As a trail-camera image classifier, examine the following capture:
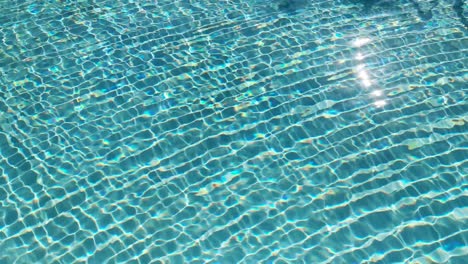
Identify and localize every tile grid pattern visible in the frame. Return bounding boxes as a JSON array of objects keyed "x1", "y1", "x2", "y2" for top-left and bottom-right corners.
[{"x1": 0, "y1": 0, "x2": 467, "y2": 263}]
